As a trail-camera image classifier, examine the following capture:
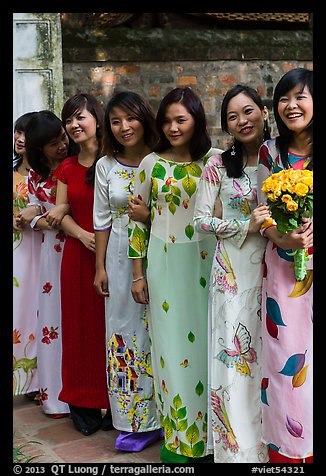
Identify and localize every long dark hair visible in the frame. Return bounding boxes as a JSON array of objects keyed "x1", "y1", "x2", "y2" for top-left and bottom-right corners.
[
  {"x1": 61, "y1": 93, "x2": 105, "y2": 184},
  {"x1": 221, "y1": 84, "x2": 271, "y2": 178},
  {"x1": 13, "y1": 112, "x2": 37, "y2": 170},
  {"x1": 103, "y1": 91, "x2": 159, "y2": 157},
  {"x1": 25, "y1": 110, "x2": 76, "y2": 182},
  {"x1": 273, "y1": 67, "x2": 313, "y2": 170},
  {"x1": 154, "y1": 87, "x2": 211, "y2": 161}
]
